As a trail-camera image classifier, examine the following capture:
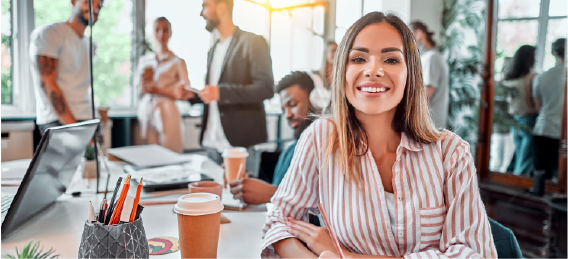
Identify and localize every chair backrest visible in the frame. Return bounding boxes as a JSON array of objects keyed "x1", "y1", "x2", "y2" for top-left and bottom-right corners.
[{"x1": 489, "y1": 217, "x2": 523, "y2": 258}]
